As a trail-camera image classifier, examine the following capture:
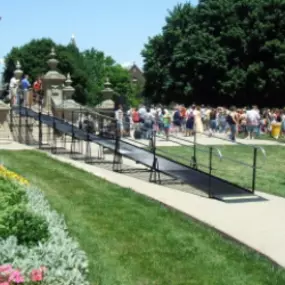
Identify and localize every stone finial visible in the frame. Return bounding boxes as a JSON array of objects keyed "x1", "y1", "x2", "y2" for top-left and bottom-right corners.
[
  {"x1": 104, "y1": 77, "x2": 112, "y2": 89},
  {"x1": 16, "y1": 61, "x2": 21, "y2": 69},
  {"x1": 65, "y1": 73, "x2": 72, "y2": 86},
  {"x1": 62, "y1": 73, "x2": 75, "y2": 100},
  {"x1": 101, "y1": 77, "x2": 115, "y2": 100},
  {"x1": 14, "y1": 60, "x2": 23, "y2": 79},
  {"x1": 47, "y1": 47, "x2": 59, "y2": 70},
  {"x1": 50, "y1": 47, "x2": 56, "y2": 57}
]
